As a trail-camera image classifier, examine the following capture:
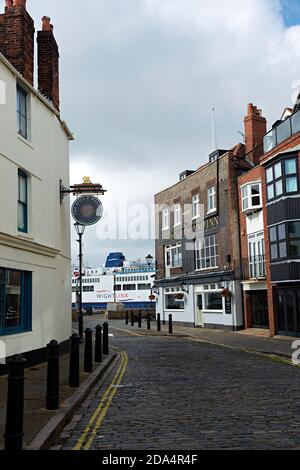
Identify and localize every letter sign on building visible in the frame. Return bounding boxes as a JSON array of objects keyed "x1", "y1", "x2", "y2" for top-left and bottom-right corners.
[{"x1": 71, "y1": 195, "x2": 103, "y2": 226}]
